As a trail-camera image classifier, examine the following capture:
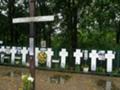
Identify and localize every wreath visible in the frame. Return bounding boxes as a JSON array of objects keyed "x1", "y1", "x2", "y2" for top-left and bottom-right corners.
[{"x1": 37, "y1": 51, "x2": 47, "y2": 64}]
